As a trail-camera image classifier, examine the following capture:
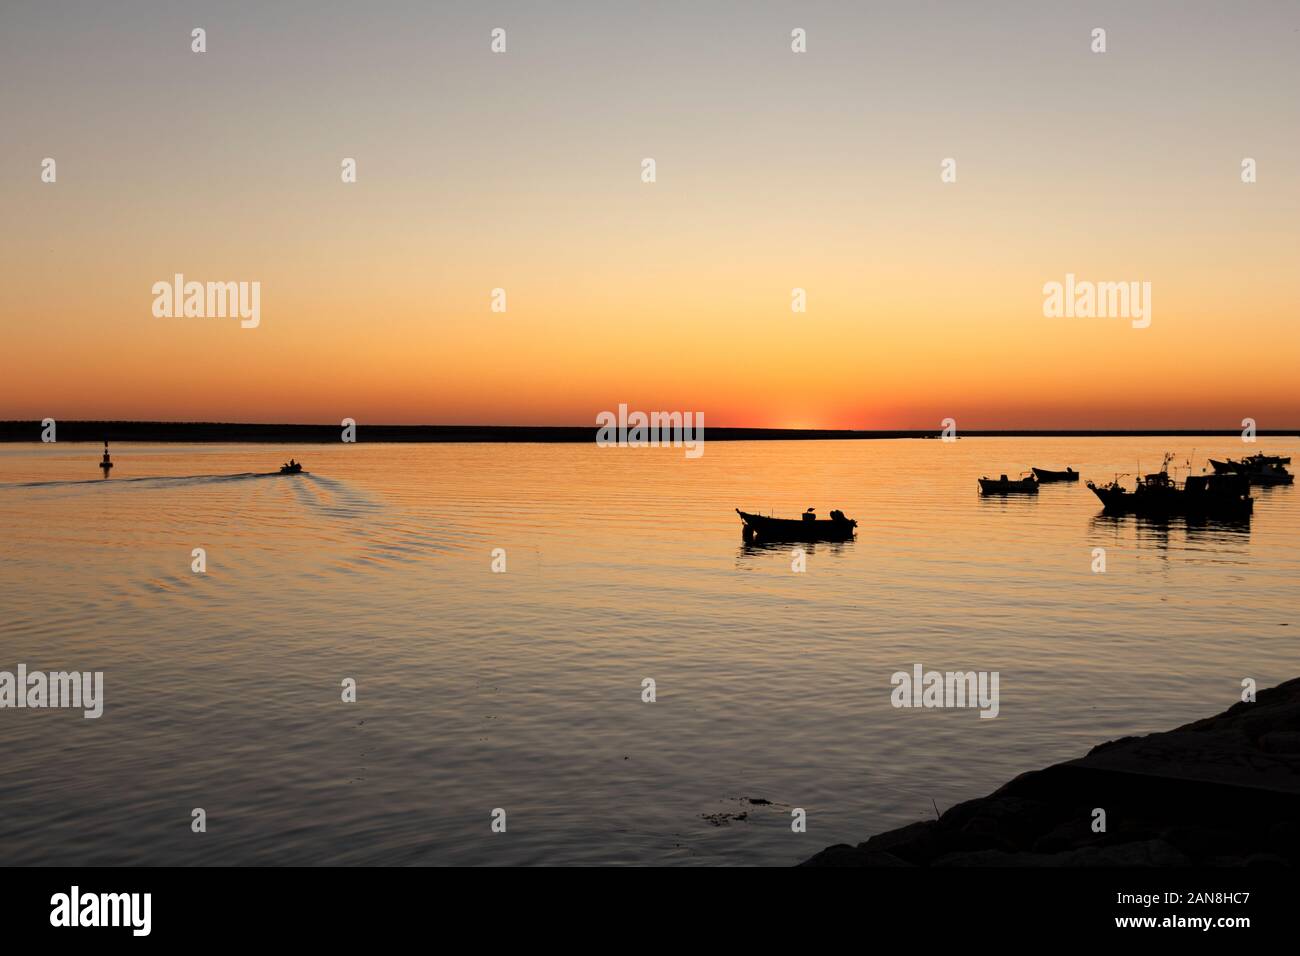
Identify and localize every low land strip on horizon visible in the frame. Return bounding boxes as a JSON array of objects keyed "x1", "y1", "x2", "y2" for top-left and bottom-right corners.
[{"x1": 3, "y1": 422, "x2": 1298, "y2": 443}]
